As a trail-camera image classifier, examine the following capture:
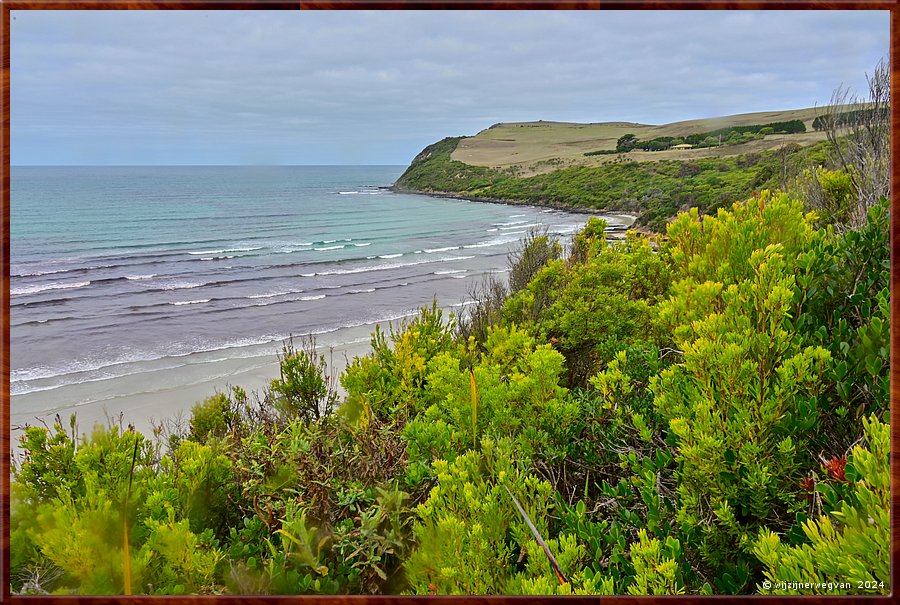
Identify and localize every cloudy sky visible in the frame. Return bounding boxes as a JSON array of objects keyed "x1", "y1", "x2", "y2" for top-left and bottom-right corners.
[{"x1": 12, "y1": 10, "x2": 889, "y2": 166}]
